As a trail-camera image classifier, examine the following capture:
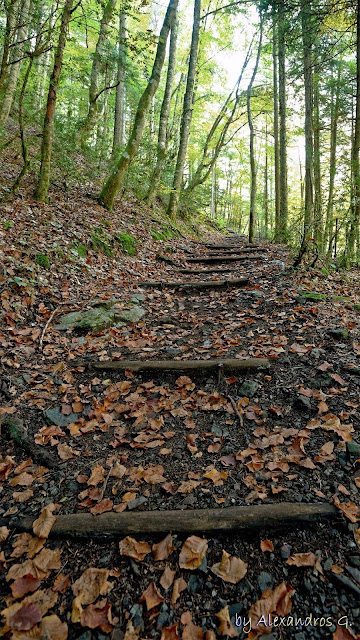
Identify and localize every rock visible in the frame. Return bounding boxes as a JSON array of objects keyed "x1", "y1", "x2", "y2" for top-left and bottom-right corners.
[
  {"x1": 130, "y1": 604, "x2": 144, "y2": 631},
  {"x1": 329, "y1": 572, "x2": 360, "y2": 596},
  {"x1": 328, "y1": 328, "x2": 349, "y2": 340},
  {"x1": 312, "y1": 374, "x2": 332, "y2": 388},
  {"x1": 127, "y1": 496, "x2": 147, "y2": 510},
  {"x1": 257, "y1": 571, "x2": 274, "y2": 593},
  {"x1": 156, "y1": 610, "x2": 170, "y2": 630},
  {"x1": 43, "y1": 407, "x2": 79, "y2": 427},
  {"x1": 130, "y1": 294, "x2": 146, "y2": 304},
  {"x1": 280, "y1": 544, "x2": 292, "y2": 560},
  {"x1": 323, "y1": 557, "x2": 334, "y2": 571},
  {"x1": 294, "y1": 395, "x2": 313, "y2": 411},
  {"x1": 187, "y1": 575, "x2": 204, "y2": 594},
  {"x1": 346, "y1": 441, "x2": 360, "y2": 459},
  {"x1": 239, "y1": 380, "x2": 259, "y2": 398},
  {"x1": 310, "y1": 348, "x2": 326, "y2": 359},
  {"x1": 244, "y1": 290, "x2": 264, "y2": 299},
  {"x1": 348, "y1": 555, "x2": 360, "y2": 568},
  {"x1": 76, "y1": 633, "x2": 93, "y2": 640},
  {"x1": 90, "y1": 298, "x2": 122, "y2": 310},
  {"x1": 55, "y1": 305, "x2": 145, "y2": 332},
  {"x1": 345, "y1": 565, "x2": 360, "y2": 584}
]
